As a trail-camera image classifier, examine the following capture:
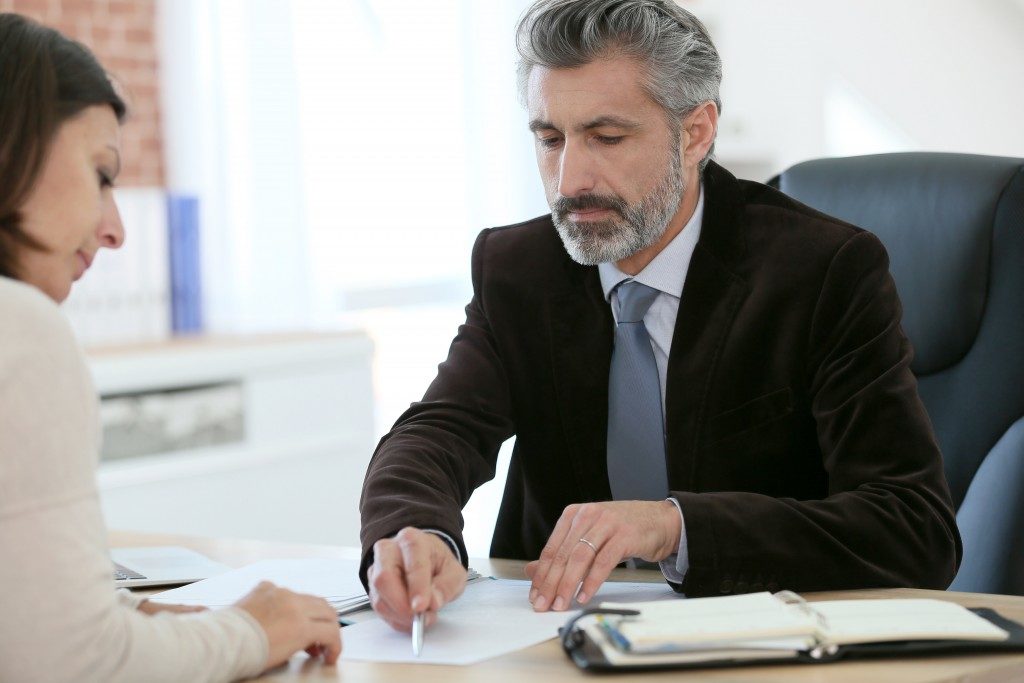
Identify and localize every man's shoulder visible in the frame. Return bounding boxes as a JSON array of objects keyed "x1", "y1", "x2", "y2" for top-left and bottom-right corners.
[
  {"x1": 473, "y1": 213, "x2": 572, "y2": 267},
  {"x1": 481, "y1": 213, "x2": 558, "y2": 246},
  {"x1": 718, "y1": 177, "x2": 891, "y2": 291},
  {"x1": 738, "y1": 178, "x2": 866, "y2": 245}
]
